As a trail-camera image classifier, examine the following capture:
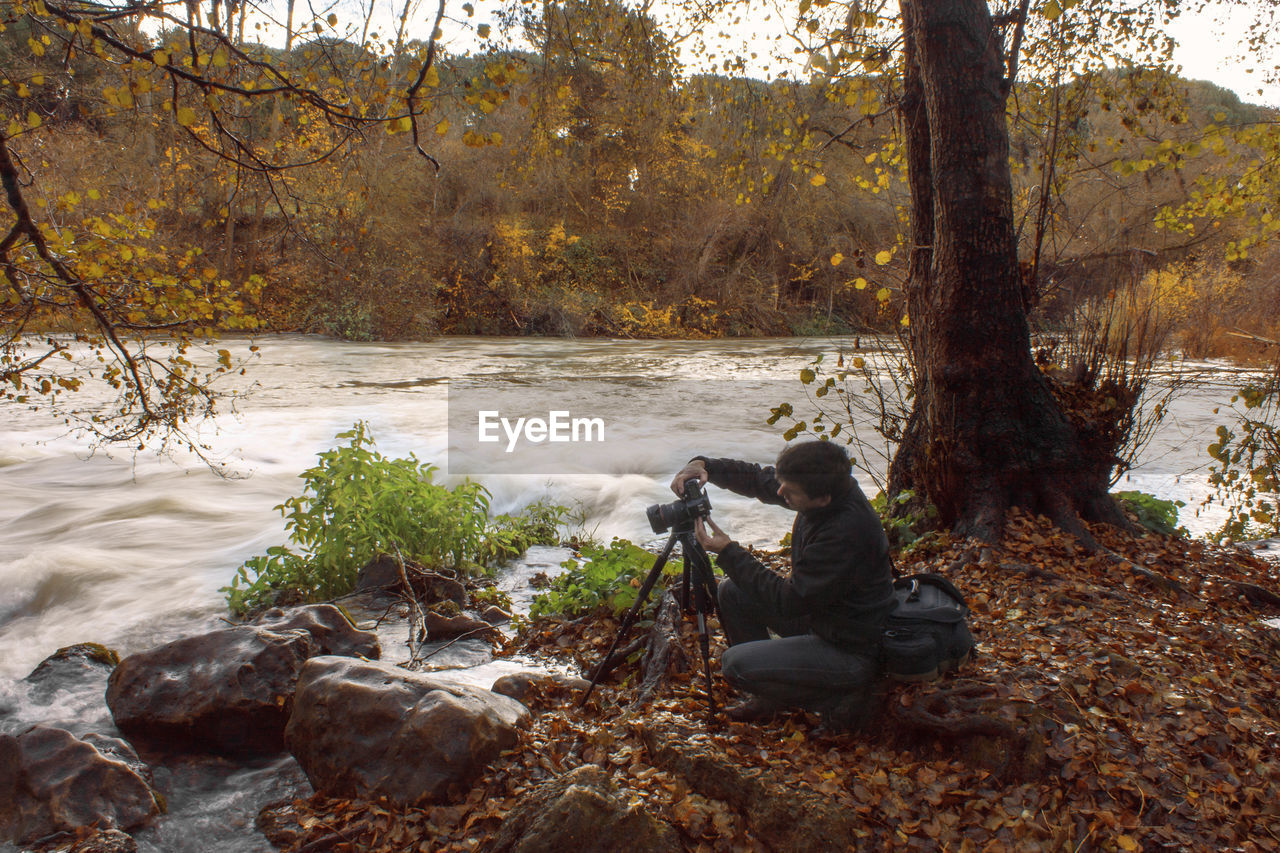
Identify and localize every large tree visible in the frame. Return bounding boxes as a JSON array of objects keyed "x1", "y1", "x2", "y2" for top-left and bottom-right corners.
[{"x1": 886, "y1": 0, "x2": 1133, "y2": 543}]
